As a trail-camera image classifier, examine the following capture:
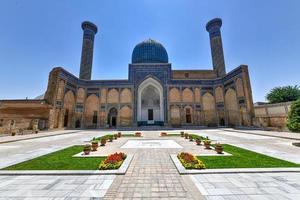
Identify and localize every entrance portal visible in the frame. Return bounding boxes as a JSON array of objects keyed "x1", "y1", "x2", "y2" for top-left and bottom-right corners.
[{"x1": 137, "y1": 77, "x2": 164, "y2": 125}]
